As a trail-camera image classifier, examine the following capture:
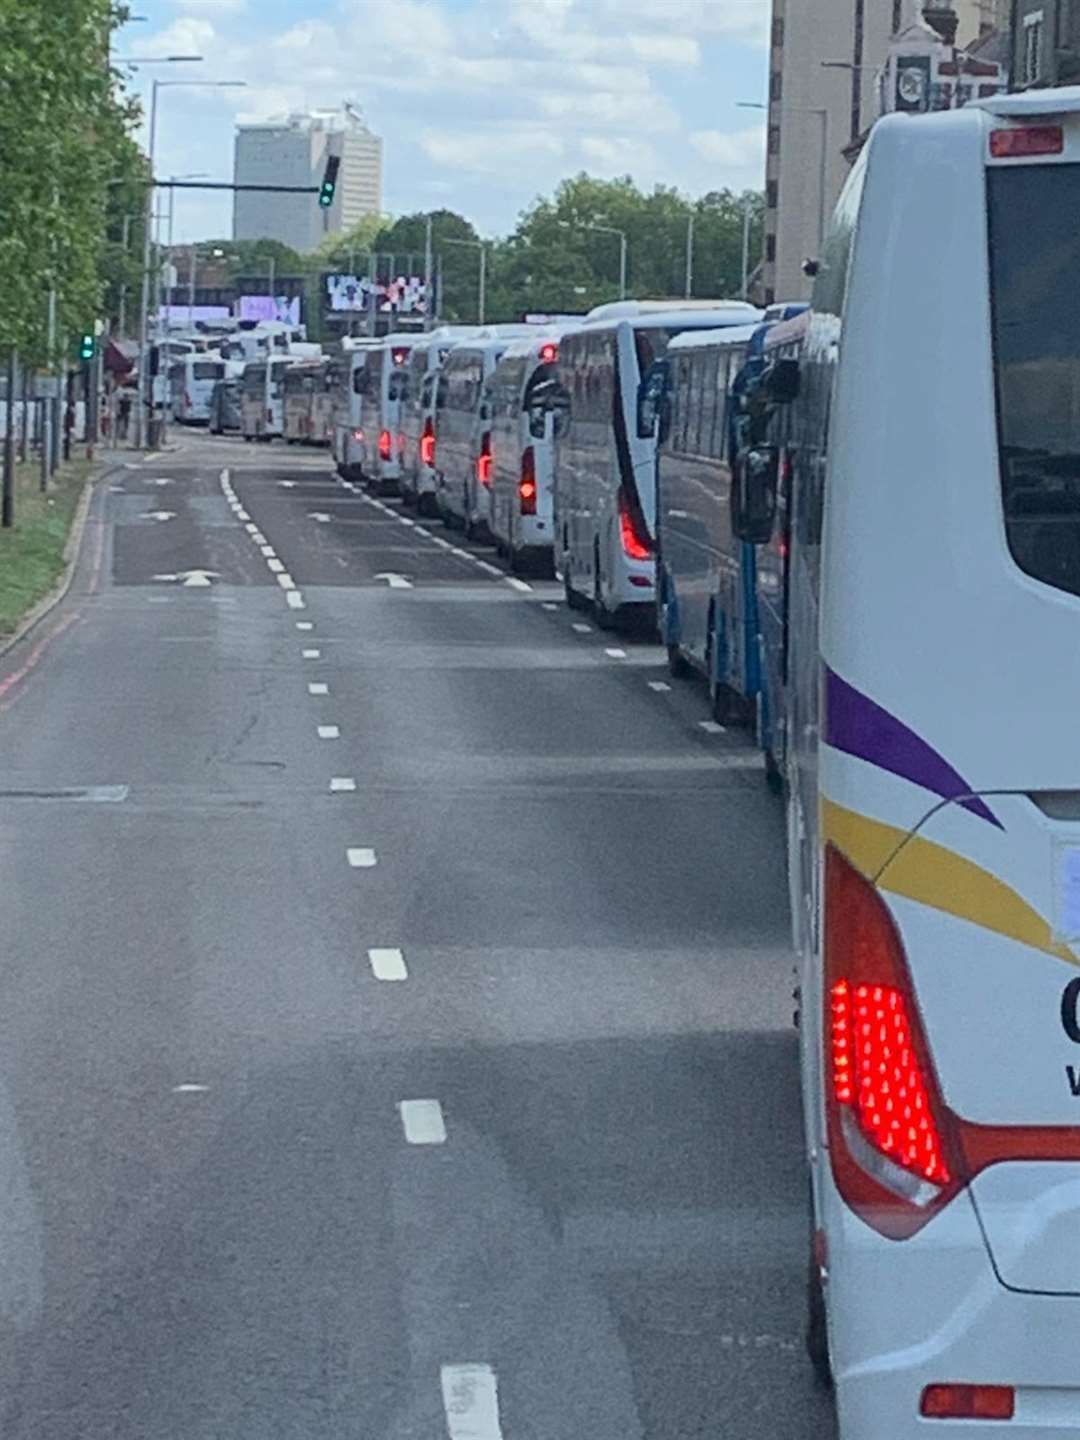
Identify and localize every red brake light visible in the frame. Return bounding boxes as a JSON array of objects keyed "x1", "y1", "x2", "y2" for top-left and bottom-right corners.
[
  {"x1": 539, "y1": 341, "x2": 558, "y2": 364},
  {"x1": 921, "y1": 1386, "x2": 1015, "y2": 1421},
  {"x1": 378, "y1": 429, "x2": 392, "y2": 461},
  {"x1": 519, "y1": 446, "x2": 537, "y2": 514},
  {"x1": 476, "y1": 432, "x2": 492, "y2": 487},
  {"x1": 990, "y1": 125, "x2": 1063, "y2": 158},
  {"x1": 420, "y1": 421, "x2": 435, "y2": 467},
  {"x1": 391, "y1": 347, "x2": 410, "y2": 366},
  {"x1": 617, "y1": 489, "x2": 652, "y2": 561},
  {"x1": 824, "y1": 846, "x2": 959, "y2": 1238}
]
